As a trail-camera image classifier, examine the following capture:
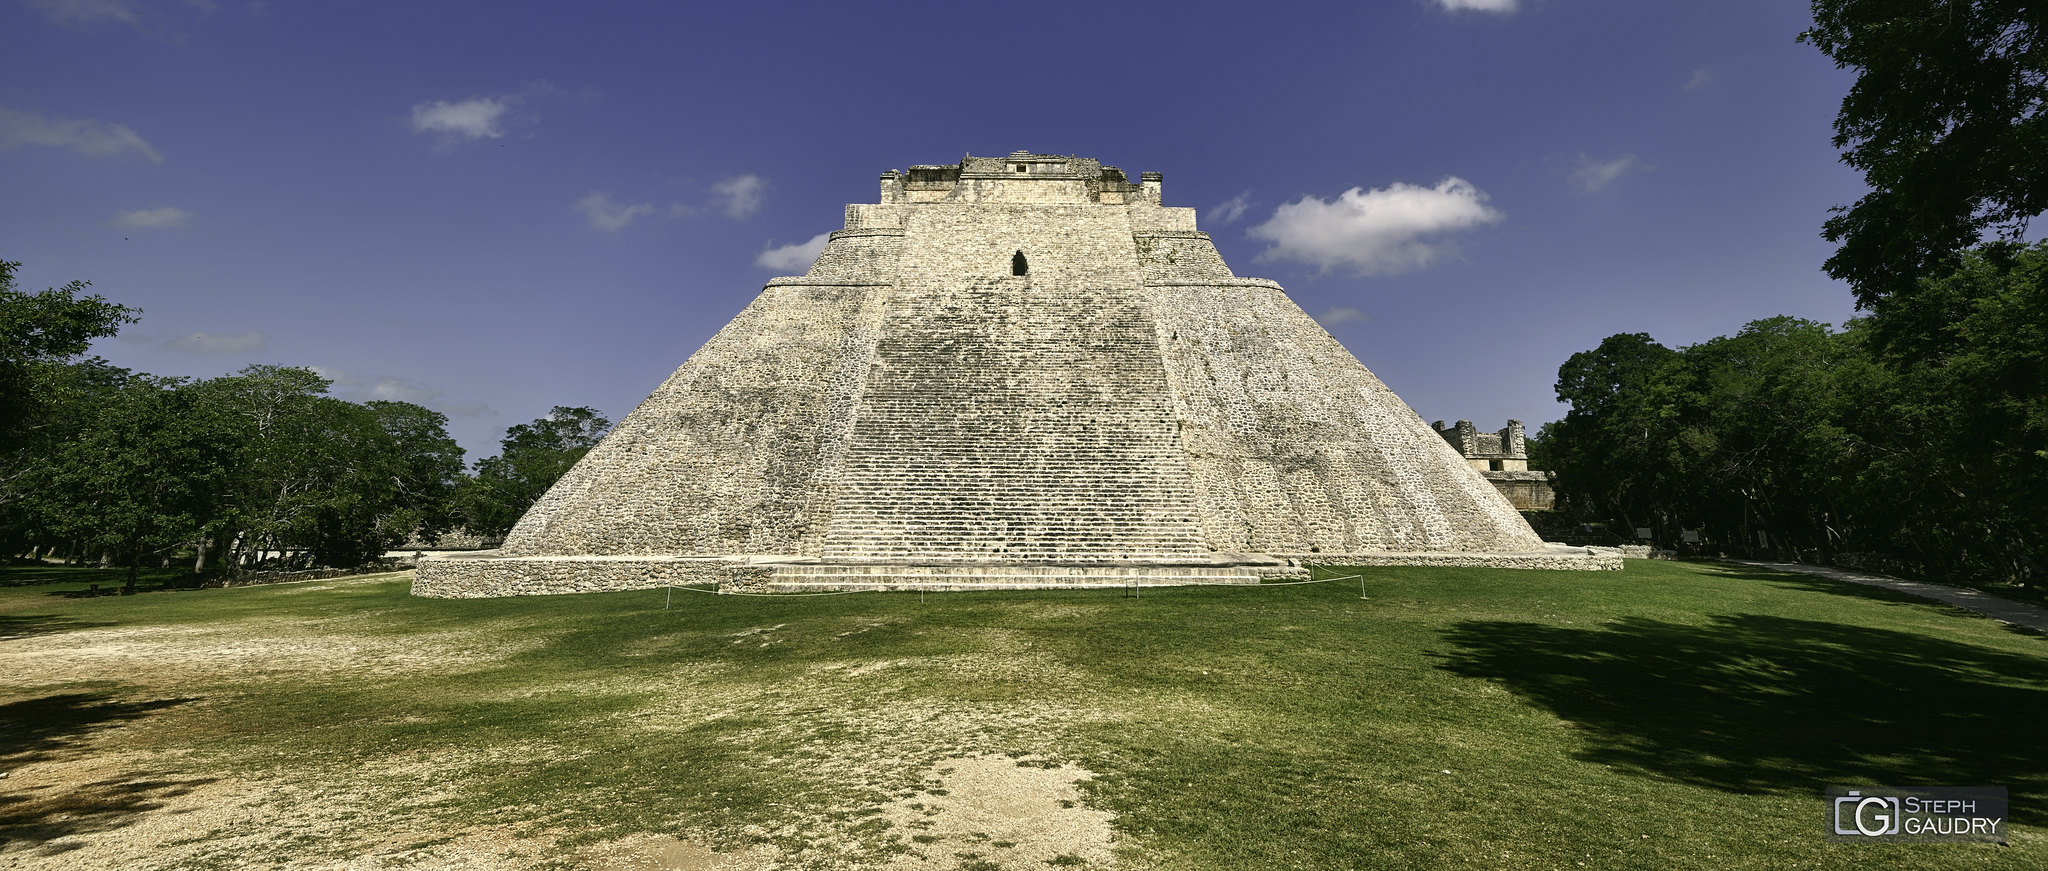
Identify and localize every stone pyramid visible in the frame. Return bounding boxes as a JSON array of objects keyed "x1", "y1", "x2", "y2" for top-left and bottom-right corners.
[{"x1": 416, "y1": 152, "x2": 1613, "y2": 597}]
